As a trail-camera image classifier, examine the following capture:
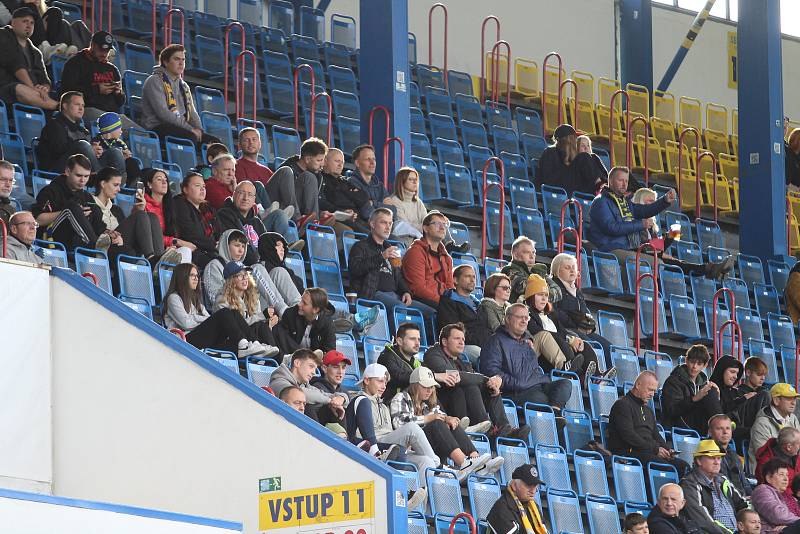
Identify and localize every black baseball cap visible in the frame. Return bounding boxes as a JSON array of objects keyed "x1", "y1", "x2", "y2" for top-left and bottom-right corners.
[
  {"x1": 512, "y1": 464, "x2": 543, "y2": 486},
  {"x1": 91, "y1": 31, "x2": 115, "y2": 50},
  {"x1": 12, "y1": 6, "x2": 36, "y2": 19},
  {"x1": 553, "y1": 124, "x2": 577, "y2": 139}
]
